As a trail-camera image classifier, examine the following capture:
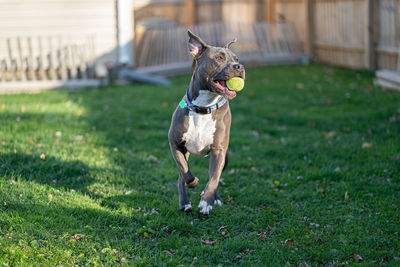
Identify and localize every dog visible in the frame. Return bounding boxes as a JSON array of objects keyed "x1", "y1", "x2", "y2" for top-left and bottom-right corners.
[{"x1": 168, "y1": 30, "x2": 245, "y2": 215}]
